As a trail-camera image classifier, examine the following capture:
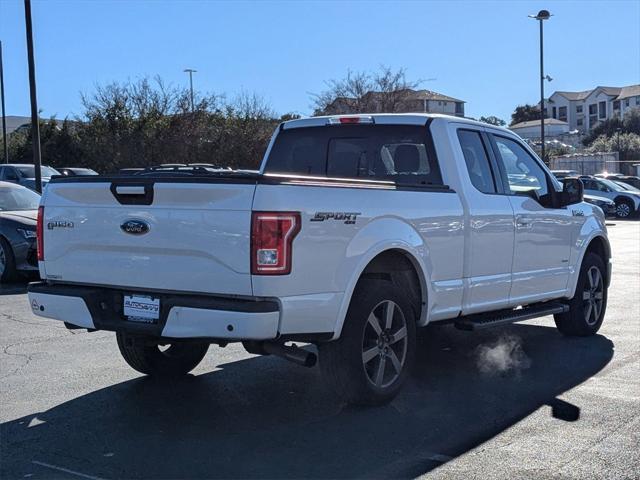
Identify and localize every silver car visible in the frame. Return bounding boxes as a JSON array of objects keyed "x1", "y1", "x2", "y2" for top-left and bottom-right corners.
[
  {"x1": 0, "y1": 164, "x2": 61, "y2": 191},
  {"x1": 580, "y1": 176, "x2": 640, "y2": 218}
]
